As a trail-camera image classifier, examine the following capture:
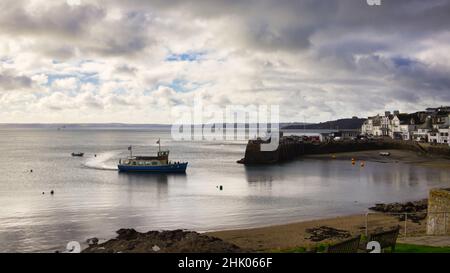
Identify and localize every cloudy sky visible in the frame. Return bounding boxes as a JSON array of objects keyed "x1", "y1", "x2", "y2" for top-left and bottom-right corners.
[{"x1": 1, "y1": 0, "x2": 450, "y2": 123}]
